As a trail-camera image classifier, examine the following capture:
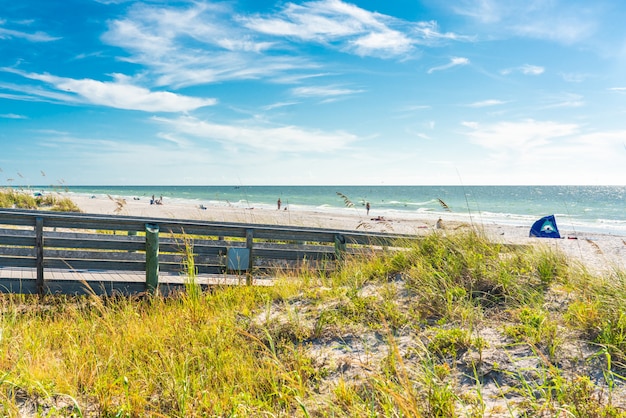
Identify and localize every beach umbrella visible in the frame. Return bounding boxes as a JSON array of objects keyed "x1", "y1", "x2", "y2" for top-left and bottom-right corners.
[{"x1": 529, "y1": 215, "x2": 561, "y2": 238}]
